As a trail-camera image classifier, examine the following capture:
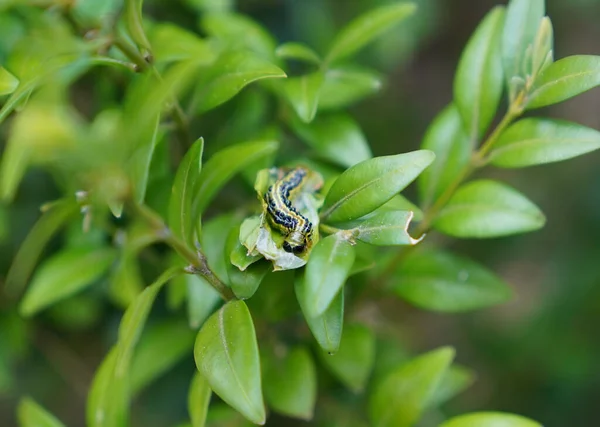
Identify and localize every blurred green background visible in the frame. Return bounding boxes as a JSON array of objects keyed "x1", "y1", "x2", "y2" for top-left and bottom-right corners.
[{"x1": 1, "y1": 0, "x2": 600, "y2": 426}]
